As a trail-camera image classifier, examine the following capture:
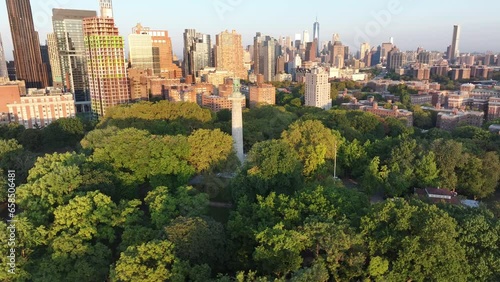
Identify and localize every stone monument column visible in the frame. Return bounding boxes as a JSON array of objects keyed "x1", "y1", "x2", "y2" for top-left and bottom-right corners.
[{"x1": 228, "y1": 79, "x2": 245, "y2": 164}]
